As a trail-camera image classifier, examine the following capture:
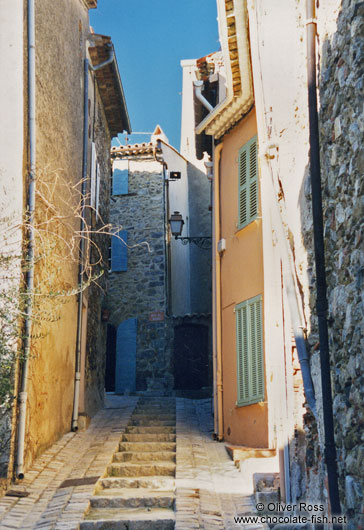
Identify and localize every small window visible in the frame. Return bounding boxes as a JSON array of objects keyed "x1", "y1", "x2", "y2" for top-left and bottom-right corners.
[
  {"x1": 238, "y1": 136, "x2": 258, "y2": 229},
  {"x1": 236, "y1": 295, "x2": 264, "y2": 406}
]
